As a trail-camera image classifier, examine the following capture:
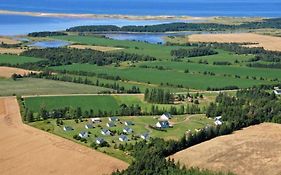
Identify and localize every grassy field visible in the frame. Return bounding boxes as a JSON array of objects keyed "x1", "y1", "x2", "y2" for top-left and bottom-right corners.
[
  {"x1": 30, "y1": 114, "x2": 213, "y2": 162},
  {"x1": 0, "y1": 78, "x2": 110, "y2": 96},
  {"x1": 51, "y1": 63, "x2": 274, "y2": 90},
  {"x1": 24, "y1": 93, "x2": 214, "y2": 113},
  {"x1": 0, "y1": 54, "x2": 42, "y2": 64}
]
